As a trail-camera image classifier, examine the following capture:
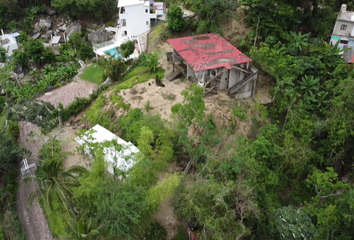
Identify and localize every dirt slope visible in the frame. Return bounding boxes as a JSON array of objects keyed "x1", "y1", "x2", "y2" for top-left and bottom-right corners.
[{"x1": 16, "y1": 121, "x2": 55, "y2": 240}]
